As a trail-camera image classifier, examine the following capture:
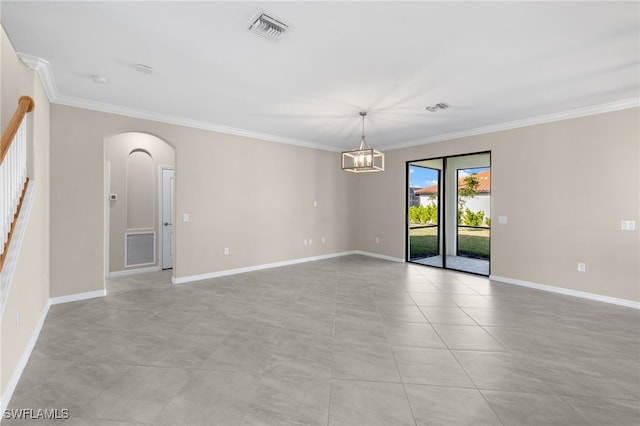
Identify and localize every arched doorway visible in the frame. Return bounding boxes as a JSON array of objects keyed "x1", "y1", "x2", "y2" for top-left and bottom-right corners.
[{"x1": 104, "y1": 132, "x2": 176, "y2": 277}]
